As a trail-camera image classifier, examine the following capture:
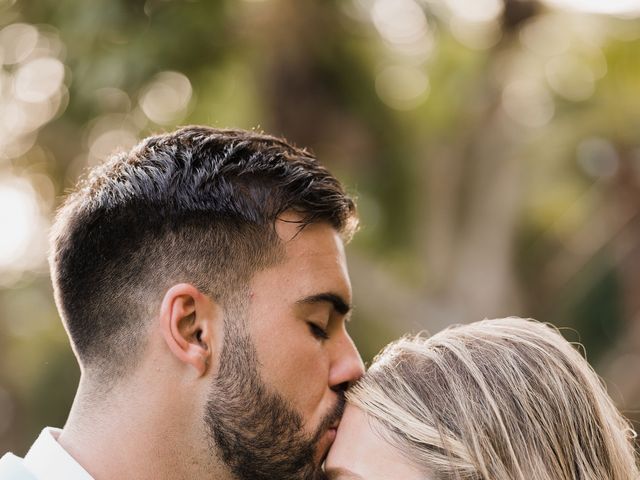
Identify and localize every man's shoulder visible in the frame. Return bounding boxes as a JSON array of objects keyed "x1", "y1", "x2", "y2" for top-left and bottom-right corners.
[{"x1": 0, "y1": 453, "x2": 37, "y2": 480}]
